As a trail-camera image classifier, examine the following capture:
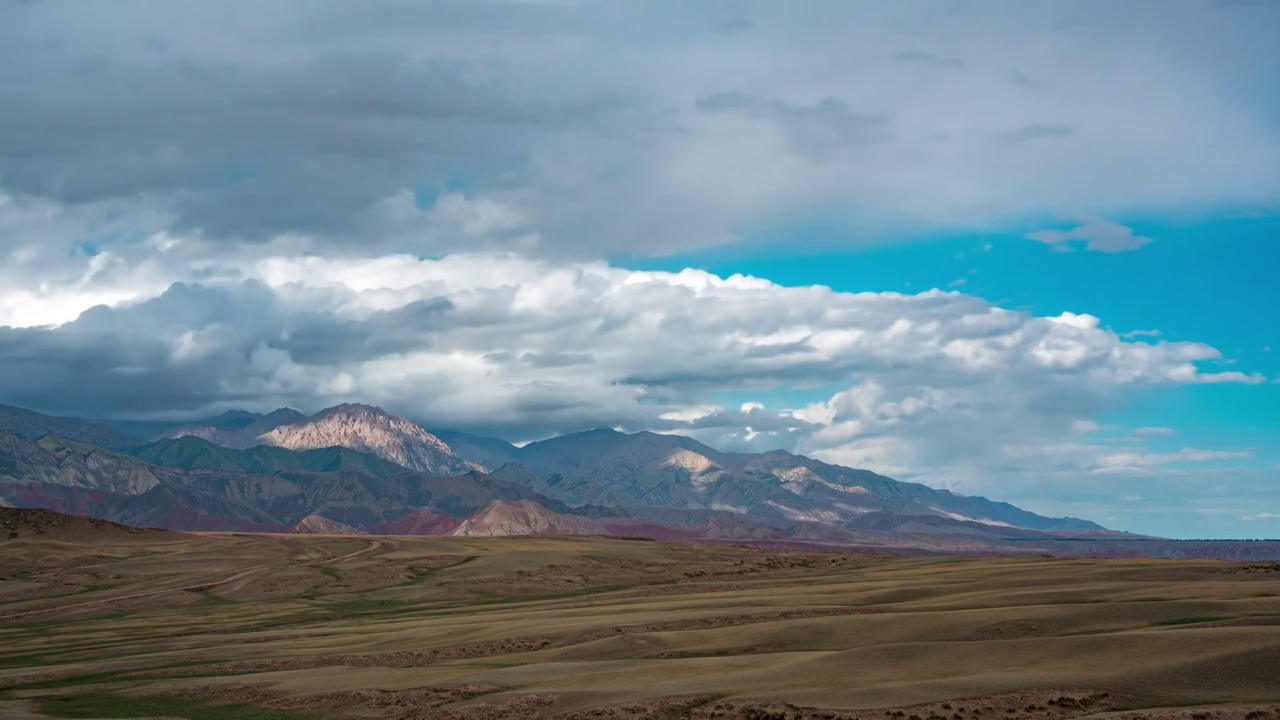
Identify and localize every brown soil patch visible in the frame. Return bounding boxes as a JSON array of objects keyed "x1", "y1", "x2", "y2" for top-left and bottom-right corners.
[
  {"x1": 574, "y1": 607, "x2": 881, "y2": 644},
  {"x1": 431, "y1": 693, "x2": 561, "y2": 720},
  {"x1": 1107, "y1": 707, "x2": 1280, "y2": 720},
  {"x1": 559, "y1": 694, "x2": 724, "y2": 719},
  {"x1": 152, "y1": 635, "x2": 559, "y2": 676},
  {"x1": 269, "y1": 684, "x2": 504, "y2": 714},
  {"x1": 1, "y1": 507, "x2": 174, "y2": 542},
  {"x1": 171, "y1": 682, "x2": 510, "y2": 718},
  {"x1": 1228, "y1": 563, "x2": 1280, "y2": 575}
]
